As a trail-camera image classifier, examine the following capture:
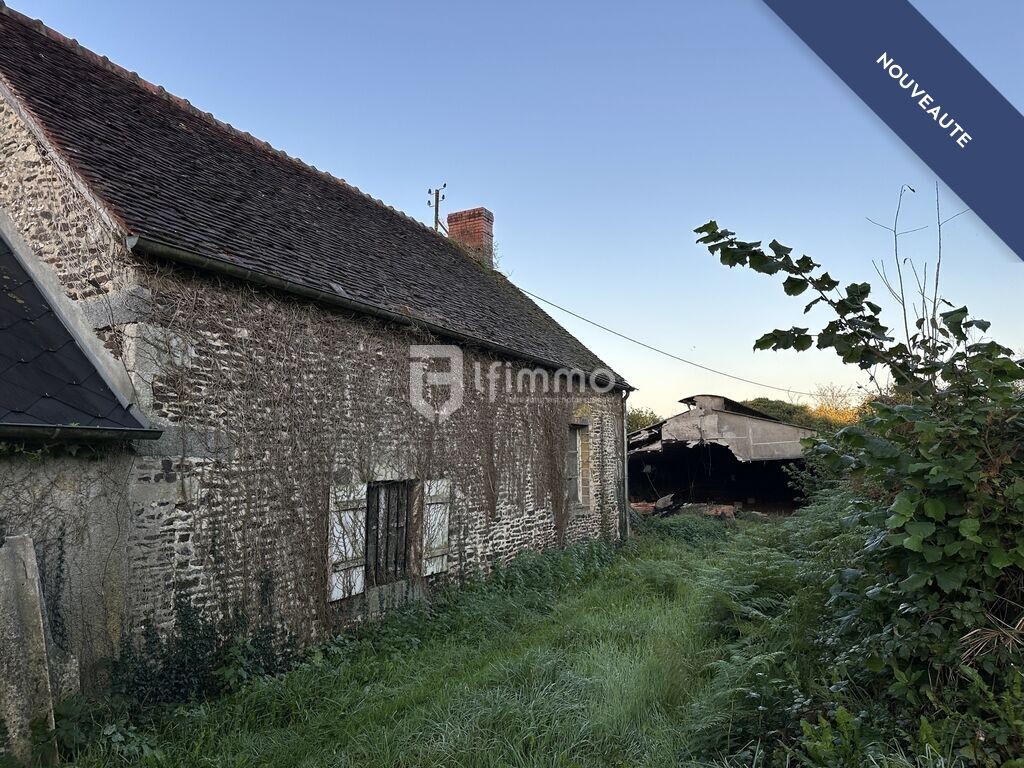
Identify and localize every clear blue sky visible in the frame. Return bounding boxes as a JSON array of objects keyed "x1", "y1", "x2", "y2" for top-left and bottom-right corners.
[{"x1": 12, "y1": 1, "x2": 1024, "y2": 416}]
